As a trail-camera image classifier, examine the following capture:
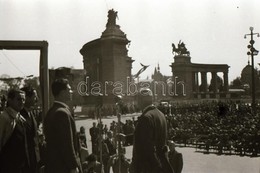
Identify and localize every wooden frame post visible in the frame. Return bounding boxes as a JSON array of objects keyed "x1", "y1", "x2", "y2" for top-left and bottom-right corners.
[{"x1": 0, "y1": 40, "x2": 49, "y2": 118}]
